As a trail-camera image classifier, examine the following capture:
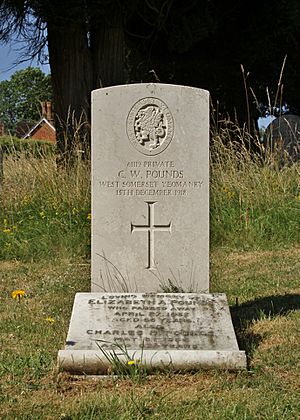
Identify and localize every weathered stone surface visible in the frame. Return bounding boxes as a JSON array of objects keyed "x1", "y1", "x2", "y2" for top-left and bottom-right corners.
[
  {"x1": 263, "y1": 114, "x2": 300, "y2": 163},
  {"x1": 63, "y1": 293, "x2": 238, "y2": 351},
  {"x1": 58, "y1": 349, "x2": 247, "y2": 374},
  {"x1": 57, "y1": 292, "x2": 246, "y2": 373},
  {"x1": 91, "y1": 84, "x2": 209, "y2": 293}
]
